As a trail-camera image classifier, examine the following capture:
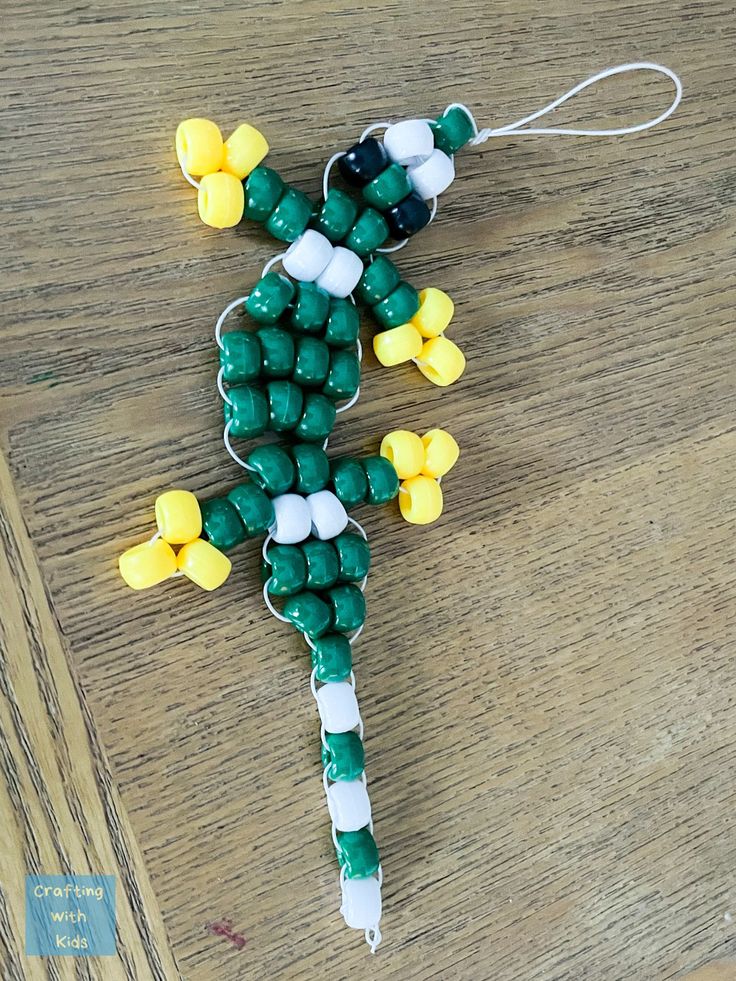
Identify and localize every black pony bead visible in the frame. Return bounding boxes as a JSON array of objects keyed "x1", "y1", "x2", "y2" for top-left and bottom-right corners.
[
  {"x1": 385, "y1": 192, "x2": 432, "y2": 240},
  {"x1": 338, "y1": 138, "x2": 390, "y2": 188}
]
